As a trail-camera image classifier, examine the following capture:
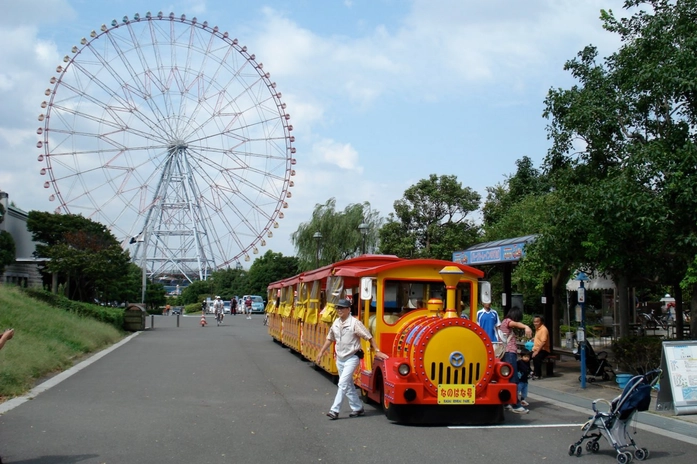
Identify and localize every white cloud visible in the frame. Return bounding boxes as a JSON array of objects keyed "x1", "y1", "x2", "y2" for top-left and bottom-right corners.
[{"x1": 313, "y1": 139, "x2": 362, "y2": 172}]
